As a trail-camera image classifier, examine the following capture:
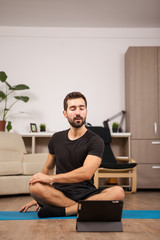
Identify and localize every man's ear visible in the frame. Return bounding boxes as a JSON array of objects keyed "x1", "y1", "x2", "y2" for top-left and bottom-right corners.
[{"x1": 63, "y1": 110, "x2": 67, "y2": 118}]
